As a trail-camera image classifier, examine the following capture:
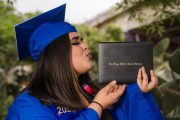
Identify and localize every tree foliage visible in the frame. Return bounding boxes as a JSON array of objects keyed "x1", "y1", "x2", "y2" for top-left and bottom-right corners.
[
  {"x1": 0, "y1": 1, "x2": 38, "y2": 119},
  {"x1": 117, "y1": 0, "x2": 180, "y2": 37},
  {"x1": 117, "y1": 0, "x2": 180, "y2": 119}
]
